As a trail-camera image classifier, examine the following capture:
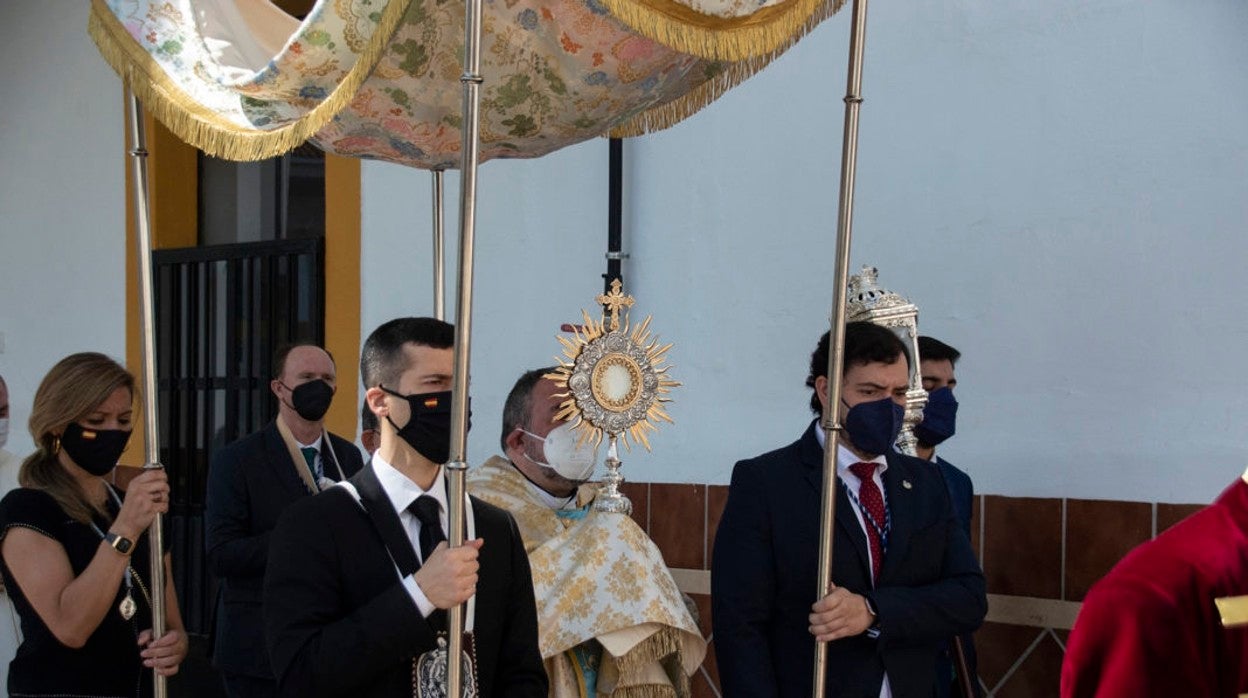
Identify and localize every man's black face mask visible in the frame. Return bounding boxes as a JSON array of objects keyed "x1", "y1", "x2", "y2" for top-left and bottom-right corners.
[{"x1": 381, "y1": 387, "x2": 471, "y2": 464}]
